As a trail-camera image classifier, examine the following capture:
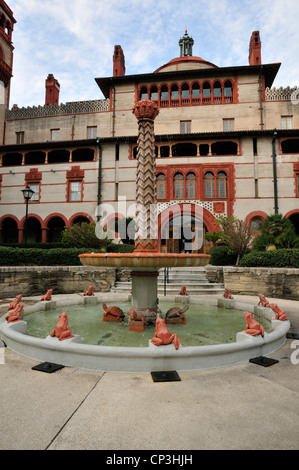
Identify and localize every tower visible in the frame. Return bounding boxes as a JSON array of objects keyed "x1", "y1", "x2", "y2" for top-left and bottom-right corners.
[
  {"x1": 179, "y1": 29, "x2": 194, "y2": 57},
  {"x1": 249, "y1": 31, "x2": 262, "y2": 66},
  {"x1": 0, "y1": 0, "x2": 16, "y2": 144},
  {"x1": 113, "y1": 45, "x2": 126, "y2": 77},
  {"x1": 45, "y1": 74, "x2": 60, "y2": 105}
]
